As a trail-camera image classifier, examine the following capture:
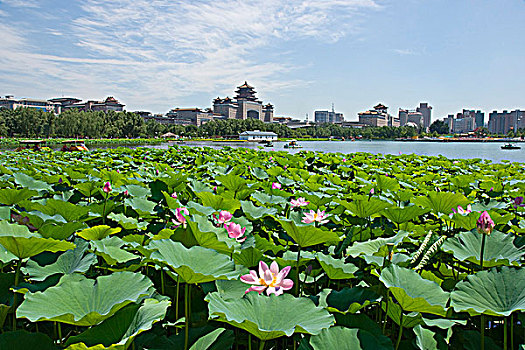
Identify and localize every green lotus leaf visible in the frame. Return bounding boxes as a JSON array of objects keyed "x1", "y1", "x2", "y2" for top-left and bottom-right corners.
[
  {"x1": 233, "y1": 247, "x2": 263, "y2": 269},
  {"x1": 276, "y1": 250, "x2": 316, "y2": 267},
  {"x1": 206, "y1": 292, "x2": 334, "y2": 340},
  {"x1": 195, "y1": 192, "x2": 241, "y2": 212},
  {"x1": 0, "y1": 243, "x2": 17, "y2": 264},
  {"x1": 188, "y1": 328, "x2": 235, "y2": 350},
  {"x1": 347, "y1": 232, "x2": 409, "y2": 257},
  {"x1": 90, "y1": 237, "x2": 138, "y2": 265},
  {"x1": 442, "y1": 230, "x2": 525, "y2": 267},
  {"x1": 309, "y1": 326, "x2": 392, "y2": 350},
  {"x1": 23, "y1": 199, "x2": 90, "y2": 222},
  {"x1": 250, "y1": 167, "x2": 269, "y2": 180},
  {"x1": 77, "y1": 225, "x2": 122, "y2": 241},
  {"x1": 40, "y1": 222, "x2": 89, "y2": 240},
  {"x1": 321, "y1": 287, "x2": 382, "y2": 314},
  {"x1": 185, "y1": 201, "x2": 215, "y2": 216},
  {"x1": 0, "y1": 330, "x2": 56, "y2": 350},
  {"x1": 214, "y1": 279, "x2": 250, "y2": 299},
  {"x1": 450, "y1": 266, "x2": 525, "y2": 316},
  {"x1": 186, "y1": 214, "x2": 239, "y2": 254},
  {"x1": 0, "y1": 221, "x2": 75, "y2": 259},
  {"x1": 278, "y1": 219, "x2": 340, "y2": 248},
  {"x1": 14, "y1": 173, "x2": 52, "y2": 192},
  {"x1": 0, "y1": 188, "x2": 38, "y2": 206},
  {"x1": 148, "y1": 239, "x2": 241, "y2": 284},
  {"x1": 215, "y1": 174, "x2": 248, "y2": 192},
  {"x1": 376, "y1": 174, "x2": 400, "y2": 192},
  {"x1": 124, "y1": 197, "x2": 157, "y2": 215},
  {"x1": 0, "y1": 207, "x2": 9, "y2": 221},
  {"x1": 17, "y1": 272, "x2": 154, "y2": 326},
  {"x1": 251, "y1": 192, "x2": 288, "y2": 205},
  {"x1": 64, "y1": 298, "x2": 170, "y2": 349},
  {"x1": 338, "y1": 198, "x2": 392, "y2": 218},
  {"x1": 448, "y1": 212, "x2": 478, "y2": 231},
  {"x1": 317, "y1": 253, "x2": 358, "y2": 279},
  {"x1": 382, "y1": 298, "x2": 423, "y2": 328},
  {"x1": 413, "y1": 325, "x2": 446, "y2": 350},
  {"x1": 381, "y1": 206, "x2": 429, "y2": 225},
  {"x1": 379, "y1": 265, "x2": 449, "y2": 316},
  {"x1": 107, "y1": 213, "x2": 147, "y2": 230},
  {"x1": 122, "y1": 184, "x2": 151, "y2": 198},
  {"x1": 412, "y1": 192, "x2": 469, "y2": 215},
  {"x1": 23, "y1": 240, "x2": 96, "y2": 281},
  {"x1": 241, "y1": 200, "x2": 277, "y2": 220}
]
